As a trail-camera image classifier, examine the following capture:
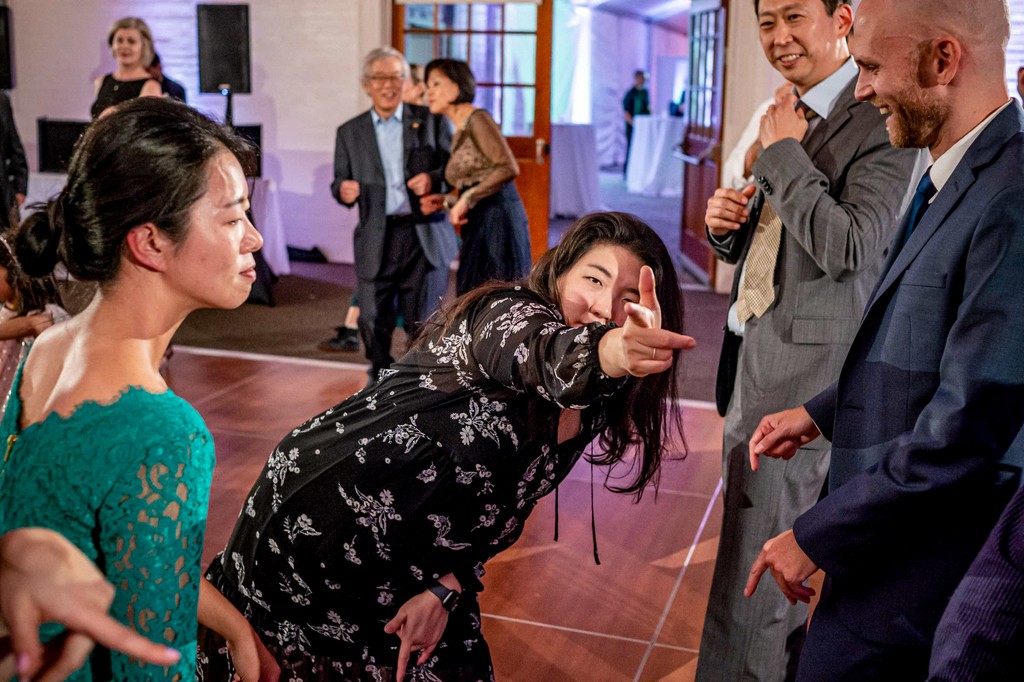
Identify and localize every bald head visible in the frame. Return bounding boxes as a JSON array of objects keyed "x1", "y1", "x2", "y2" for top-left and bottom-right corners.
[
  {"x1": 852, "y1": 0, "x2": 1010, "y2": 156},
  {"x1": 858, "y1": 0, "x2": 1008, "y2": 62}
]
